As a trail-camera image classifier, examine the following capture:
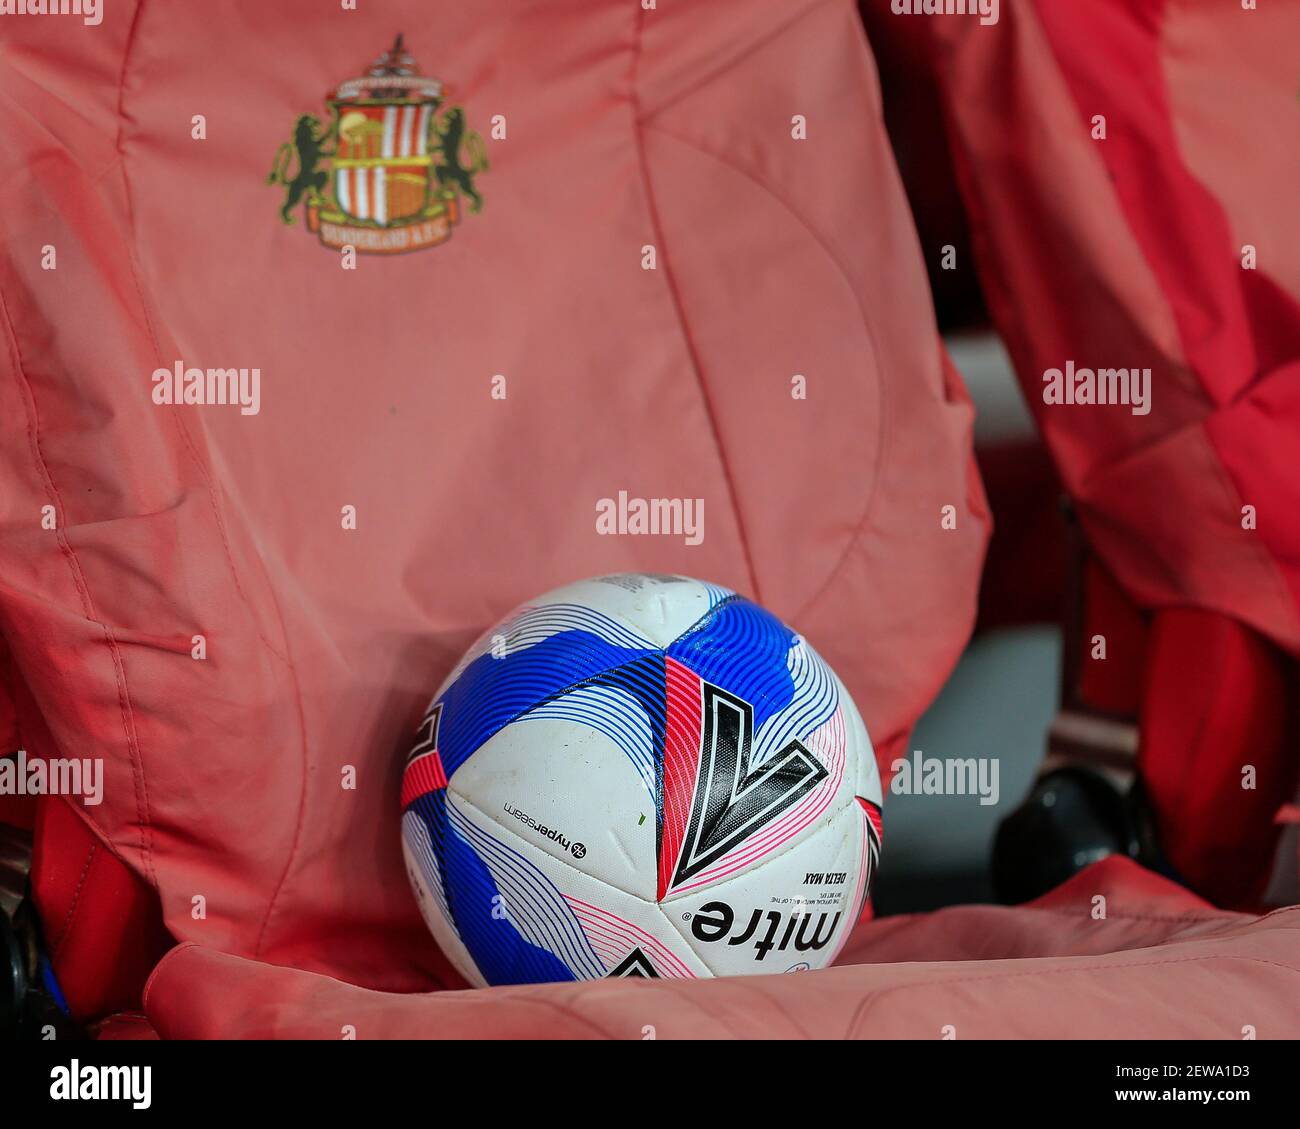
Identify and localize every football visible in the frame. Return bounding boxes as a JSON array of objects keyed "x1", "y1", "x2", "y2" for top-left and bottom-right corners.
[{"x1": 400, "y1": 573, "x2": 882, "y2": 984}]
